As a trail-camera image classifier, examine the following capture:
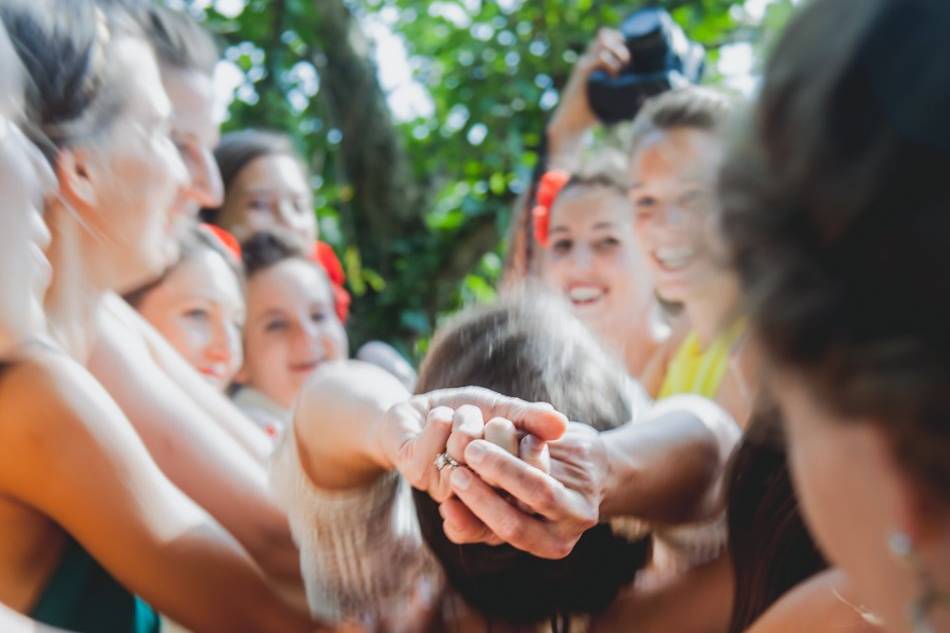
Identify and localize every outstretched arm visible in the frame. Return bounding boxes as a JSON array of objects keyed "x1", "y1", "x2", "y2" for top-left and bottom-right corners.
[{"x1": 89, "y1": 299, "x2": 303, "y2": 593}]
